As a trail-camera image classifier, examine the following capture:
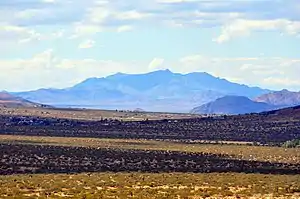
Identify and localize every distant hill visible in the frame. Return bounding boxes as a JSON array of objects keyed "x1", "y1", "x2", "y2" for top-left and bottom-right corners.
[
  {"x1": 0, "y1": 92, "x2": 48, "y2": 108},
  {"x1": 133, "y1": 108, "x2": 146, "y2": 112},
  {"x1": 255, "y1": 89, "x2": 300, "y2": 107},
  {"x1": 13, "y1": 70, "x2": 271, "y2": 112},
  {"x1": 190, "y1": 96, "x2": 276, "y2": 115},
  {"x1": 260, "y1": 104, "x2": 300, "y2": 117}
]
